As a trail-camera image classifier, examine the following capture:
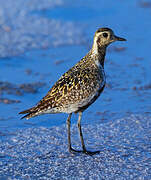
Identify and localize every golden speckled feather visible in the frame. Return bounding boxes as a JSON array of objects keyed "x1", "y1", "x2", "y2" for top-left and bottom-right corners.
[{"x1": 19, "y1": 27, "x2": 126, "y2": 154}]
